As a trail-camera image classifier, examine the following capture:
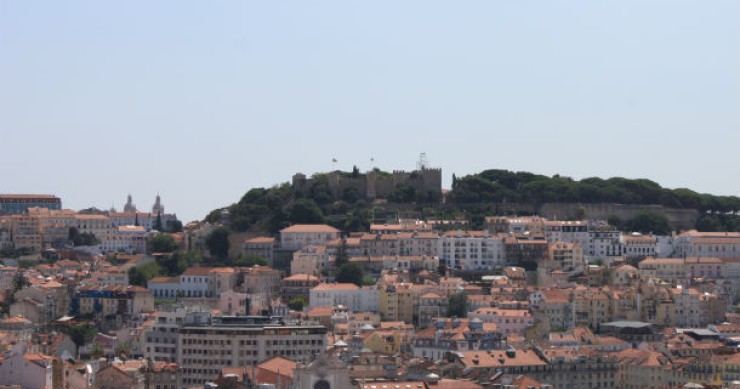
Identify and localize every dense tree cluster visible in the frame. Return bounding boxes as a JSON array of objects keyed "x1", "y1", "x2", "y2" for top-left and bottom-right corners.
[
  {"x1": 147, "y1": 234, "x2": 179, "y2": 253},
  {"x1": 206, "y1": 168, "x2": 740, "y2": 236},
  {"x1": 447, "y1": 292, "x2": 468, "y2": 318},
  {"x1": 128, "y1": 250, "x2": 203, "y2": 286},
  {"x1": 69, "y1": 227, "x2": 99, "y2": 246},
  {"x1": 450, "y1": 169, "x2": 740, "y2": 214},
  {"x1": 205, "y1": 174, "x2": 376, "y2": 234}
]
